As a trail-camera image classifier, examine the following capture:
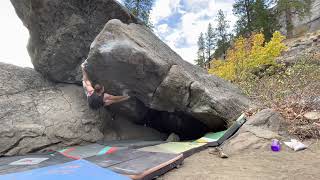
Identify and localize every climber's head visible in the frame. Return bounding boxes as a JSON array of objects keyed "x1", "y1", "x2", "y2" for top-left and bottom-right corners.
[
  {"x1": 88, "y1": 91, "x2": 104, "y2": 110},
  {"x1": 94, "y1": 84, "x2": 104, "y2": 95}
]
